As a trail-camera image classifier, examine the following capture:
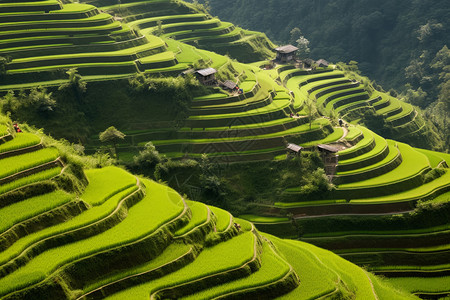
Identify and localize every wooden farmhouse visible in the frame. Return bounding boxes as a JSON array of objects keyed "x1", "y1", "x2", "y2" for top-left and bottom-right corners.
[
  {"x1": 286, "y1": 143, "x2": 303, "y2": 158},
  {"x1": 195, "y1": 68, "x2": 217, "y2": 85},
  {"x1": 302, "y1": 58, "x2": 315, "y2": 69},
  {"x1": 221, "y1": 80, "x2": 237, "y2": 91},
  {"x1": 275, "y1": 45, "x2": 299, "y2": 63},
  {"x1": 316, "y1": 59, "x2": 329, "y2": 68}
]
